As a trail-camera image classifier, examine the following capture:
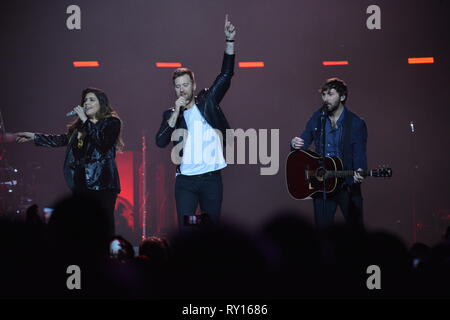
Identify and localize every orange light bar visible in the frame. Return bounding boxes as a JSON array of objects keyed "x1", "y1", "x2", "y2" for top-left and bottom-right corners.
[
  {"x1": 408, "y1": 57, "x2": 434, "y2": 64},
  {"x1": 73, "y1": 61, "x2": 100, "y2": 67},
  {"x1": 239, "y1": 61, "x2": 265, "y2": 68},
  {"x1": 156, "y1": 62, "x2": 182, "y2": 68},
  {"x1": 322, "y1": 61, "x2": 349, "y2": 66}
]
